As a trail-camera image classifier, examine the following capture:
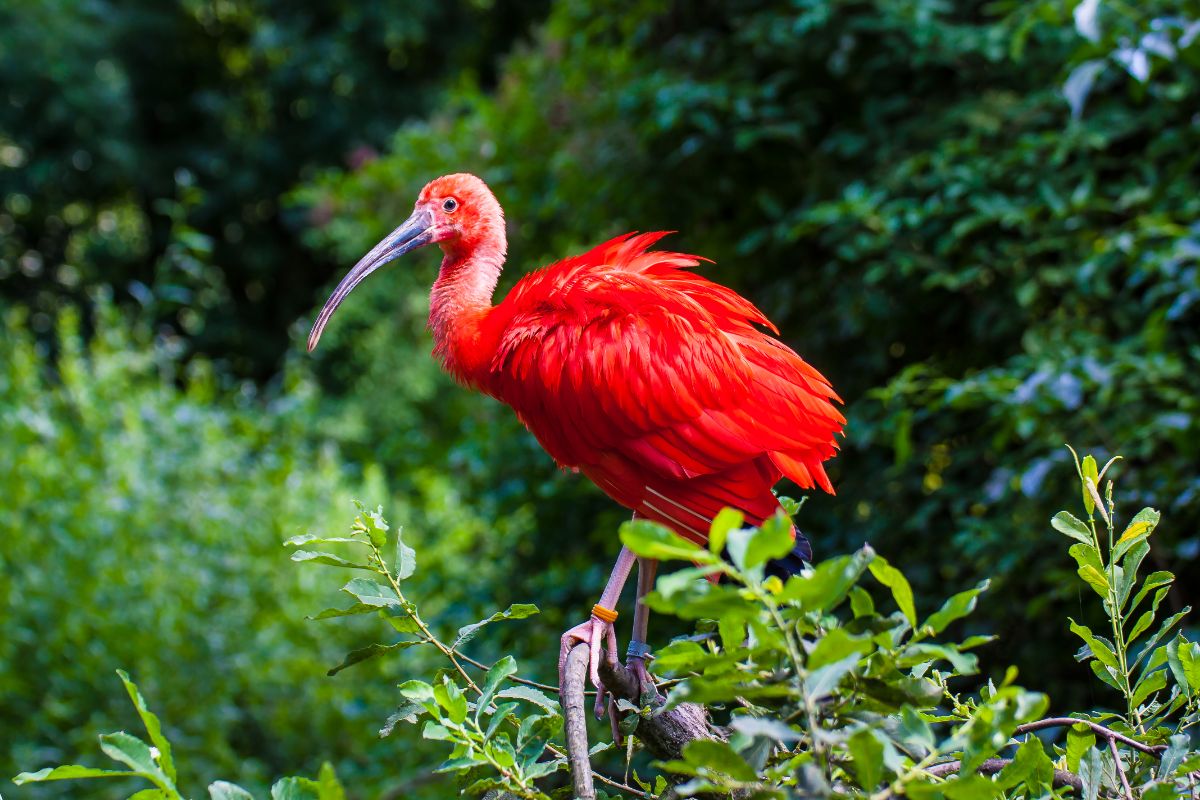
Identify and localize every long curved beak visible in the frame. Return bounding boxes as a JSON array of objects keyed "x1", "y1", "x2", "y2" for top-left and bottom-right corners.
[{"x1": 307, "y1": 207, "x2": 434, "y2": 352}]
